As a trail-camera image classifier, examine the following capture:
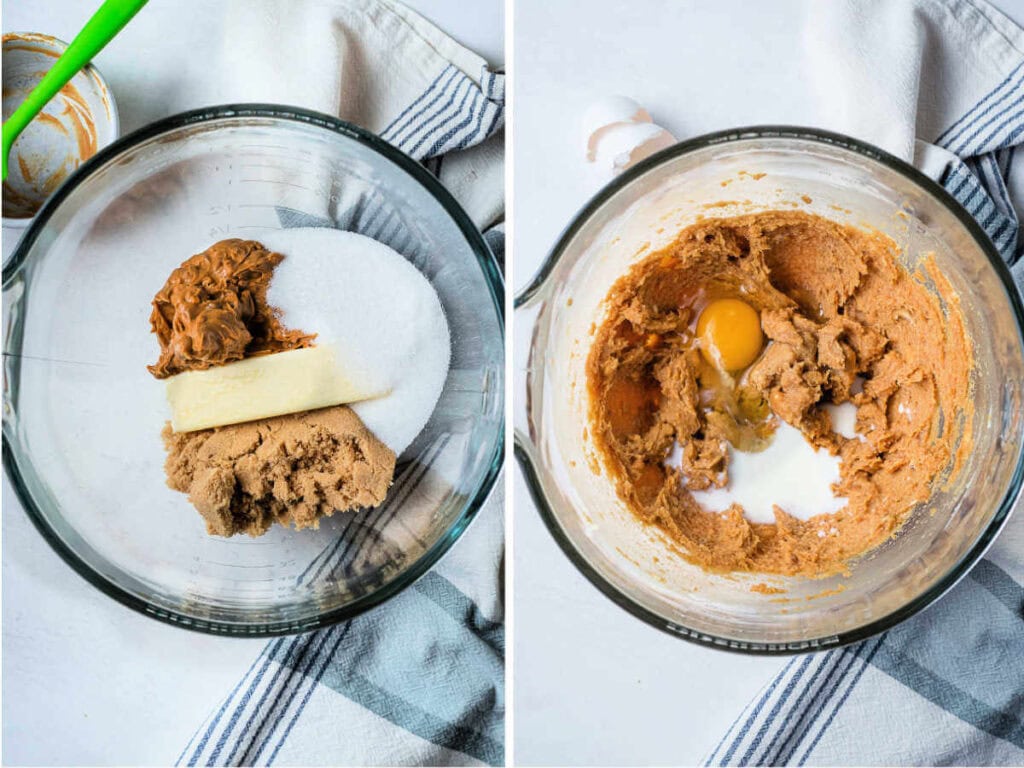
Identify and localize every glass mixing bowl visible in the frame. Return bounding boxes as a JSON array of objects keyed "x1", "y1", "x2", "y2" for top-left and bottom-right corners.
[
  {"x1": 3, "y1": 105, "x2": 504, "y2": 636},
  {"x1": 514, "y1": 126, "x2": 1024, "y2": 654}
]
